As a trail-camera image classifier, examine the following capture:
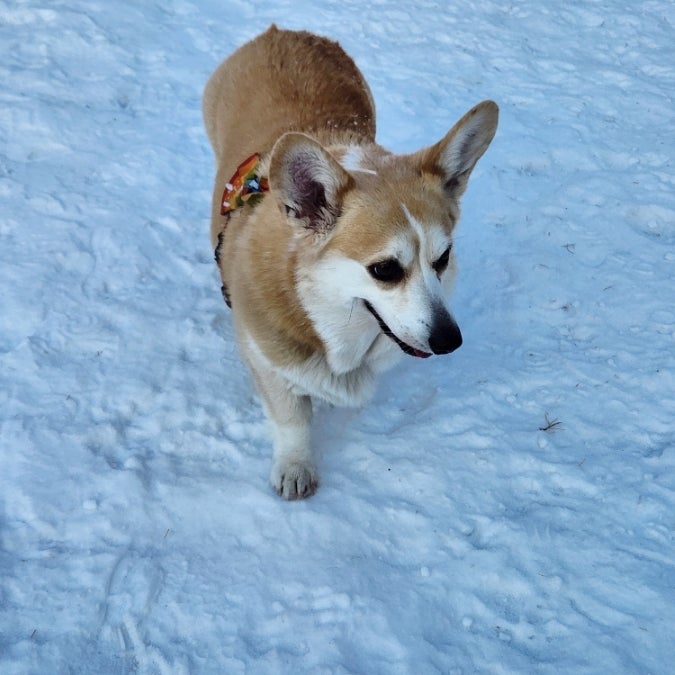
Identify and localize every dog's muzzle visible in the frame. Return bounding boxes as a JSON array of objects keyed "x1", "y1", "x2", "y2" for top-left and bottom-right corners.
[{"x1": 364, "y1": 301, "x2": 462, "y2": 358}]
